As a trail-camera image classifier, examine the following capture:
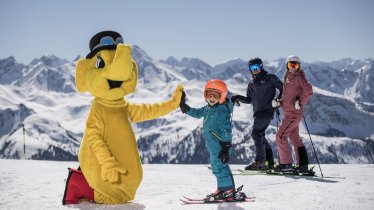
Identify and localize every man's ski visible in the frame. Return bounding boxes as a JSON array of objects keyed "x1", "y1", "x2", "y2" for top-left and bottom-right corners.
[
  {"x1": 236, "y1": 166, "x2": 316, "y2": 177},
  {"x1": 235, "y1": 166, "x2": 343, "y2": 179},
  {"x1": 266, "y1": 166, "x2": 316, "y2": 176},
  {"x1": 235, "y1": 169, "x2": 267, "y2": 175}
]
